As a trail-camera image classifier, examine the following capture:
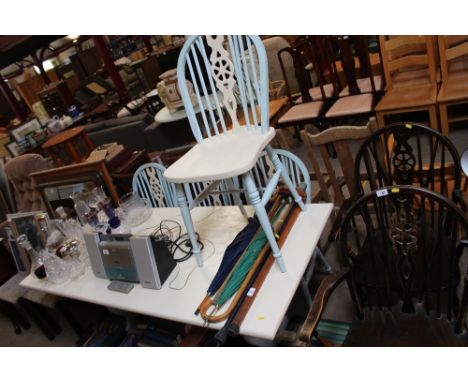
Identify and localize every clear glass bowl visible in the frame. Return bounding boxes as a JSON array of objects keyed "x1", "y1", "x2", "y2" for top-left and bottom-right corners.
[{"x1": 119, "y1": 192, "x2": 152, "y2": 227}]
